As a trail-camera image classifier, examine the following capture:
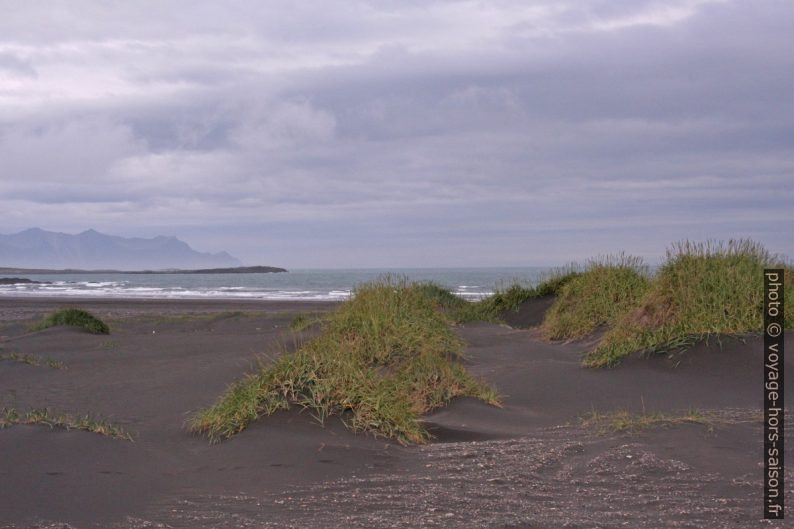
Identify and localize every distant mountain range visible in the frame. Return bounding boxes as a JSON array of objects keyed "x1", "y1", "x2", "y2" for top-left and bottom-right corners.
[{"x1": 0, "y1": 228, "x2": 243, "y2": 270}]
